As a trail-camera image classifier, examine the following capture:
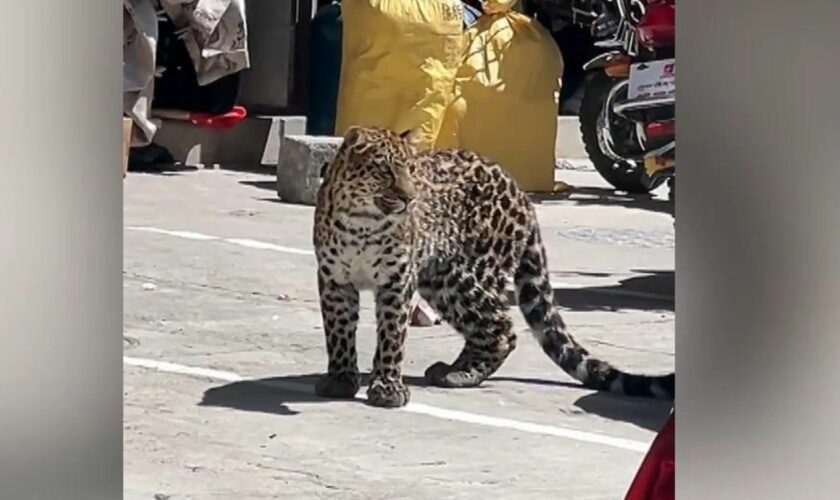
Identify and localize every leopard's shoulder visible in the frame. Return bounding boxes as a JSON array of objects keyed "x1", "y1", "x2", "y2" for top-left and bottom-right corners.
[{"x1": 415, "y1": 148, "x2": 533, "y2": 211}]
